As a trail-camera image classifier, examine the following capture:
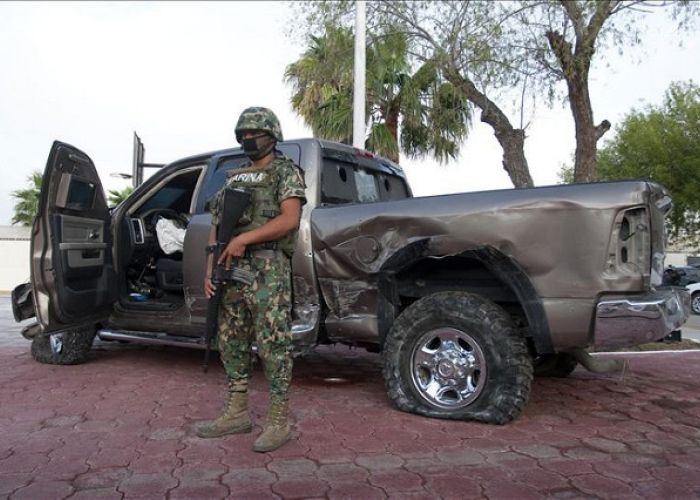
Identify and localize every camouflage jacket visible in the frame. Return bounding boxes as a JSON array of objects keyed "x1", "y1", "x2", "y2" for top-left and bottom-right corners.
[{"x1": 210, "y1": 153, "x2": 306, "y2": 255}]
